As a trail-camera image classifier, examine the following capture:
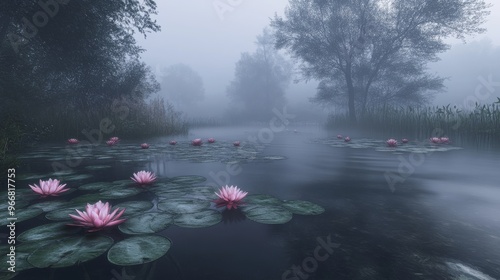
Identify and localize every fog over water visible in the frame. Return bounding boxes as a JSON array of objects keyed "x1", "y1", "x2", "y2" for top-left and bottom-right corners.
[{"x1": 134, "y1": 1, "x2": 500, "y2": 119}]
